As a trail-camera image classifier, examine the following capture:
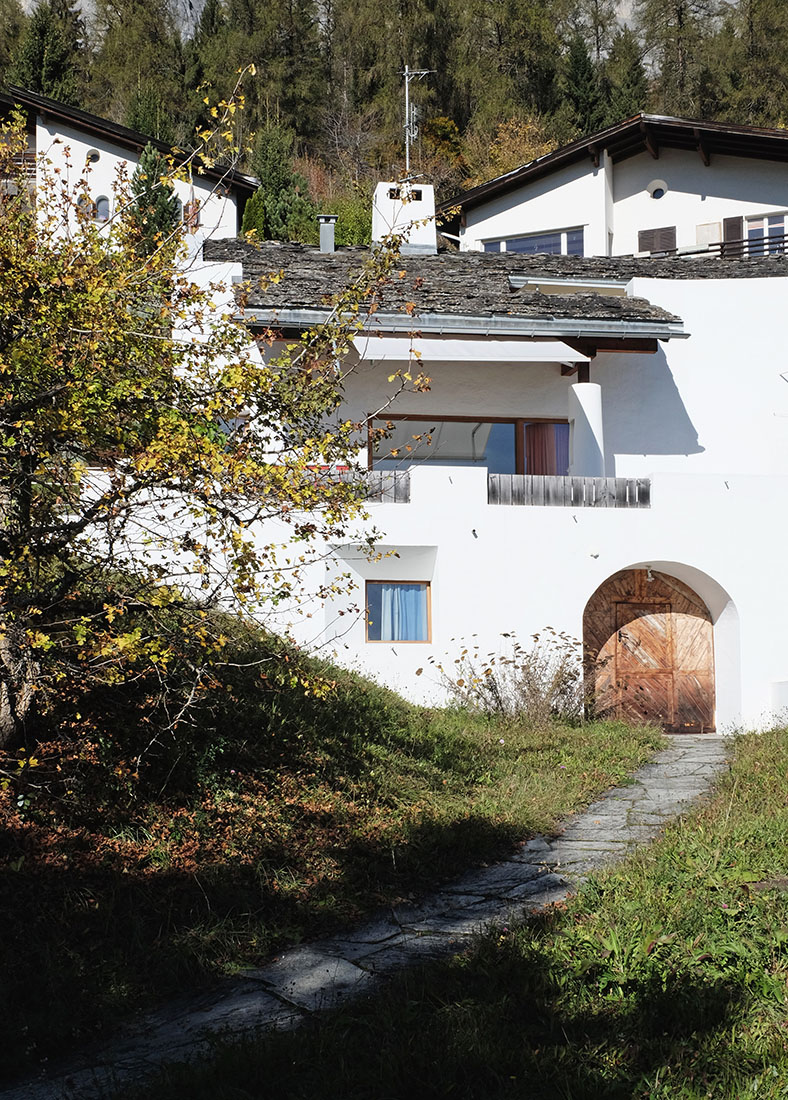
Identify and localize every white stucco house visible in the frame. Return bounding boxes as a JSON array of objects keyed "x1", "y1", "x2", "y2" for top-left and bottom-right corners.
[
  {"x1": 6, "y1": 89, "x2": 787, "y2": 735},
  {"x1": 0, "y1": 85, "x2": 257, "y2": 241},
  {"x1": 205, "y1": 114, "x2": 788, "y2": 734}
]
